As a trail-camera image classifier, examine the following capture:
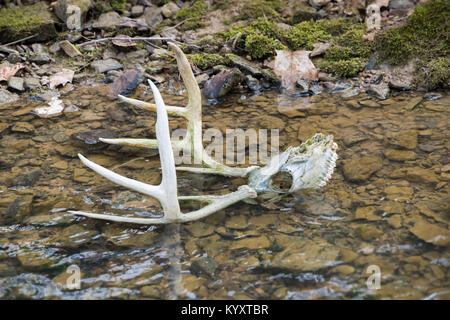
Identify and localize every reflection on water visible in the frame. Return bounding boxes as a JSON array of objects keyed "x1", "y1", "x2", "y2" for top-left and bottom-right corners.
[{"x1": 0, "y1": 84, "x2": 448, "y2": 299}]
